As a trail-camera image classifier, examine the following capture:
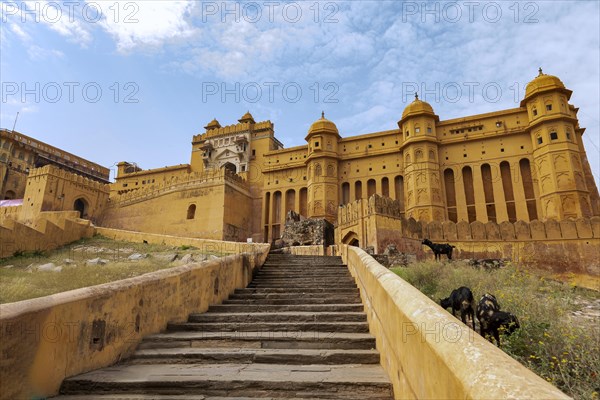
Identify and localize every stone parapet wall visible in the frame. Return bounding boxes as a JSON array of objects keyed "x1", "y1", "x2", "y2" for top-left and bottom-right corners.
[
  {"x1": 28, "y1": 164, "x2": 110, "y2": 193},
  {"x1": 109, "y1": 168, "x2": 248, "y2": 208},
  {"x1": 334, "y1": 244, "x2": 570, "y2": 399},
  {"x1": 0, "y1": 211, "x2": 94, "y2": 258},
  {"x1": 95, "y1": 227, "x2": 269, "y2": 255},
  {"x1": 0, "y1": 242, "x2": 270, "y2": 400}
]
